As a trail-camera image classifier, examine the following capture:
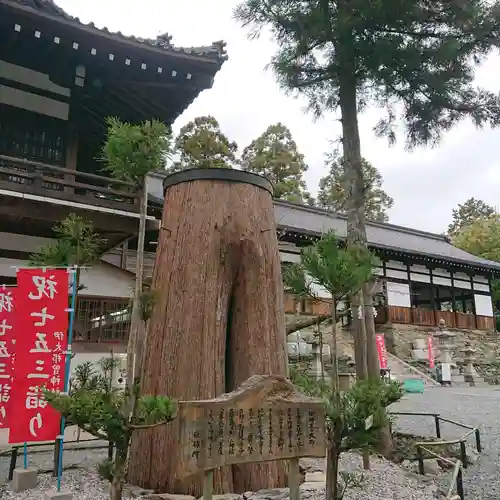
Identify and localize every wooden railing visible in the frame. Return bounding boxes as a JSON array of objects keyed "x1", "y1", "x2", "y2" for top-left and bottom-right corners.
[{"x1": 0, "y1": 154, "x2": 141, "y2": 212}]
